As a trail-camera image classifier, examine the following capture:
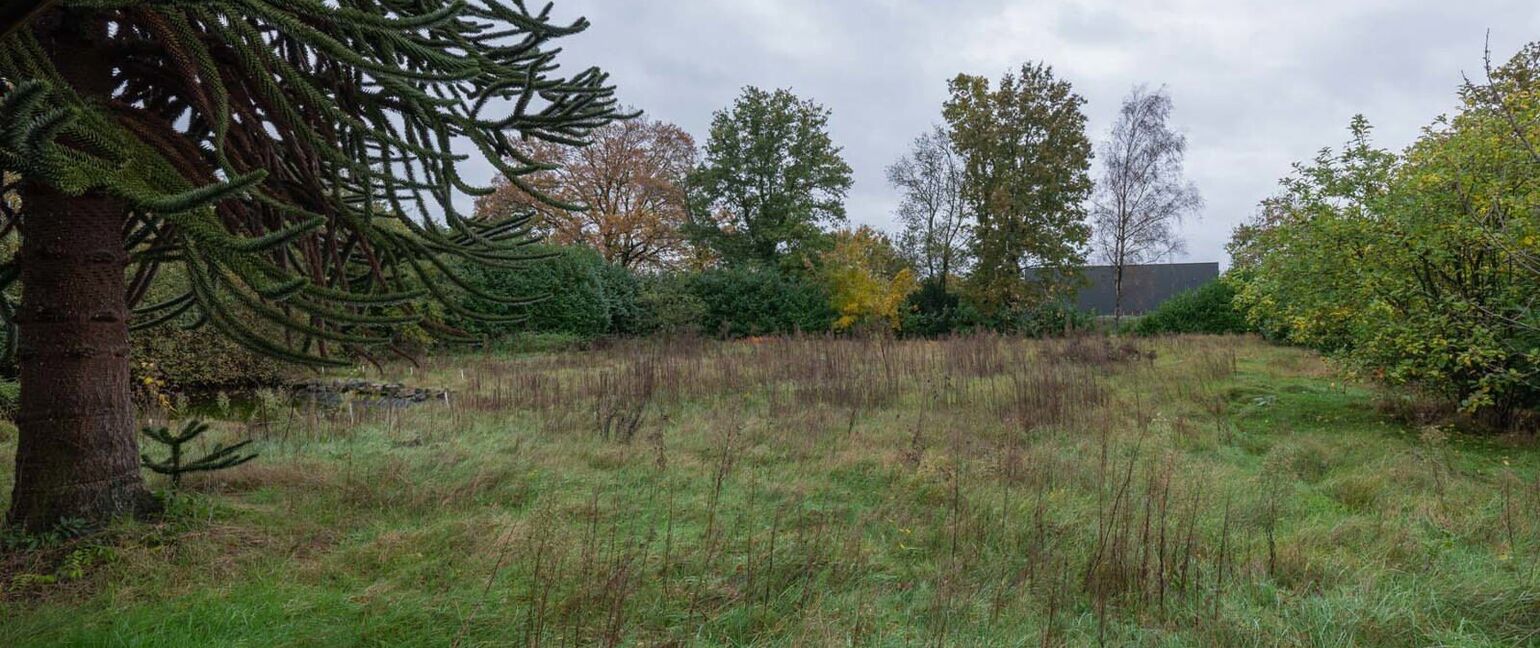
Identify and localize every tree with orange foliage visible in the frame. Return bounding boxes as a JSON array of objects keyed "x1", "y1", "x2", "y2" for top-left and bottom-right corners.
[{"x1": 476, "y1": 116, "x2": 696, "y2": 271}]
